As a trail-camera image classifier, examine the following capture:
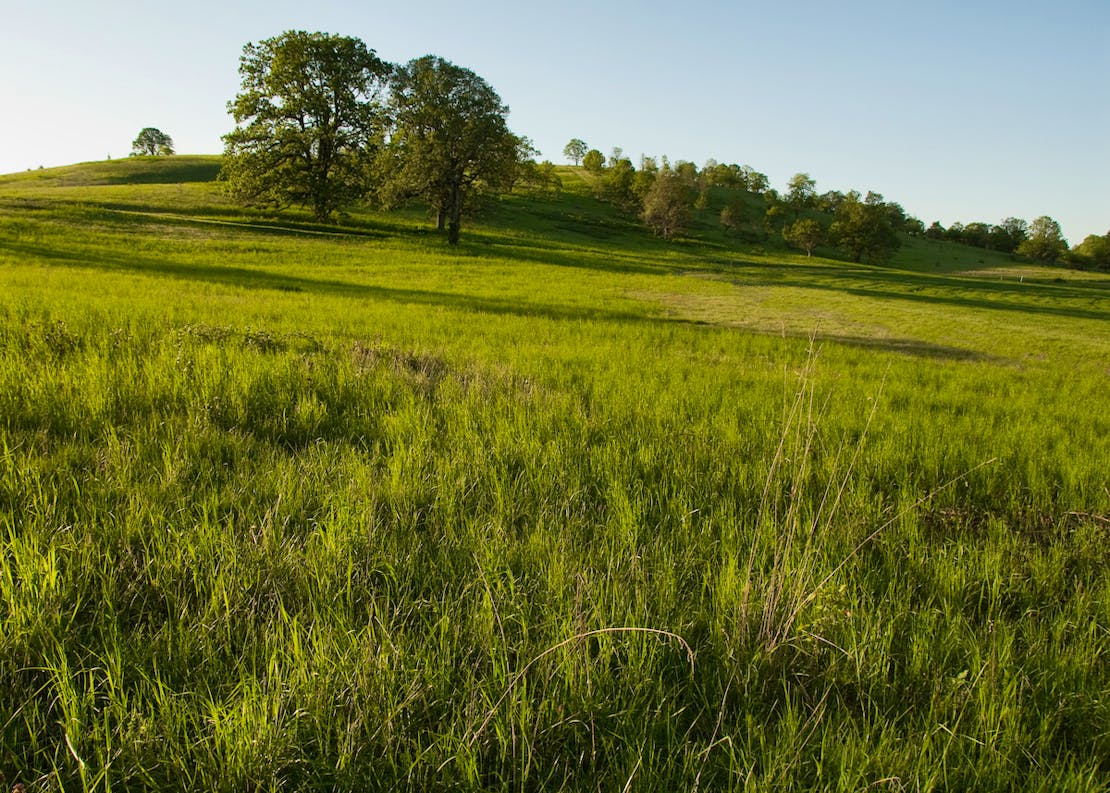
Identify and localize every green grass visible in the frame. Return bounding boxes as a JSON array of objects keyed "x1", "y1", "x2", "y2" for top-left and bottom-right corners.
[{"x1": 1, "y1": 157, "x2": 1108, "y2": 791}]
